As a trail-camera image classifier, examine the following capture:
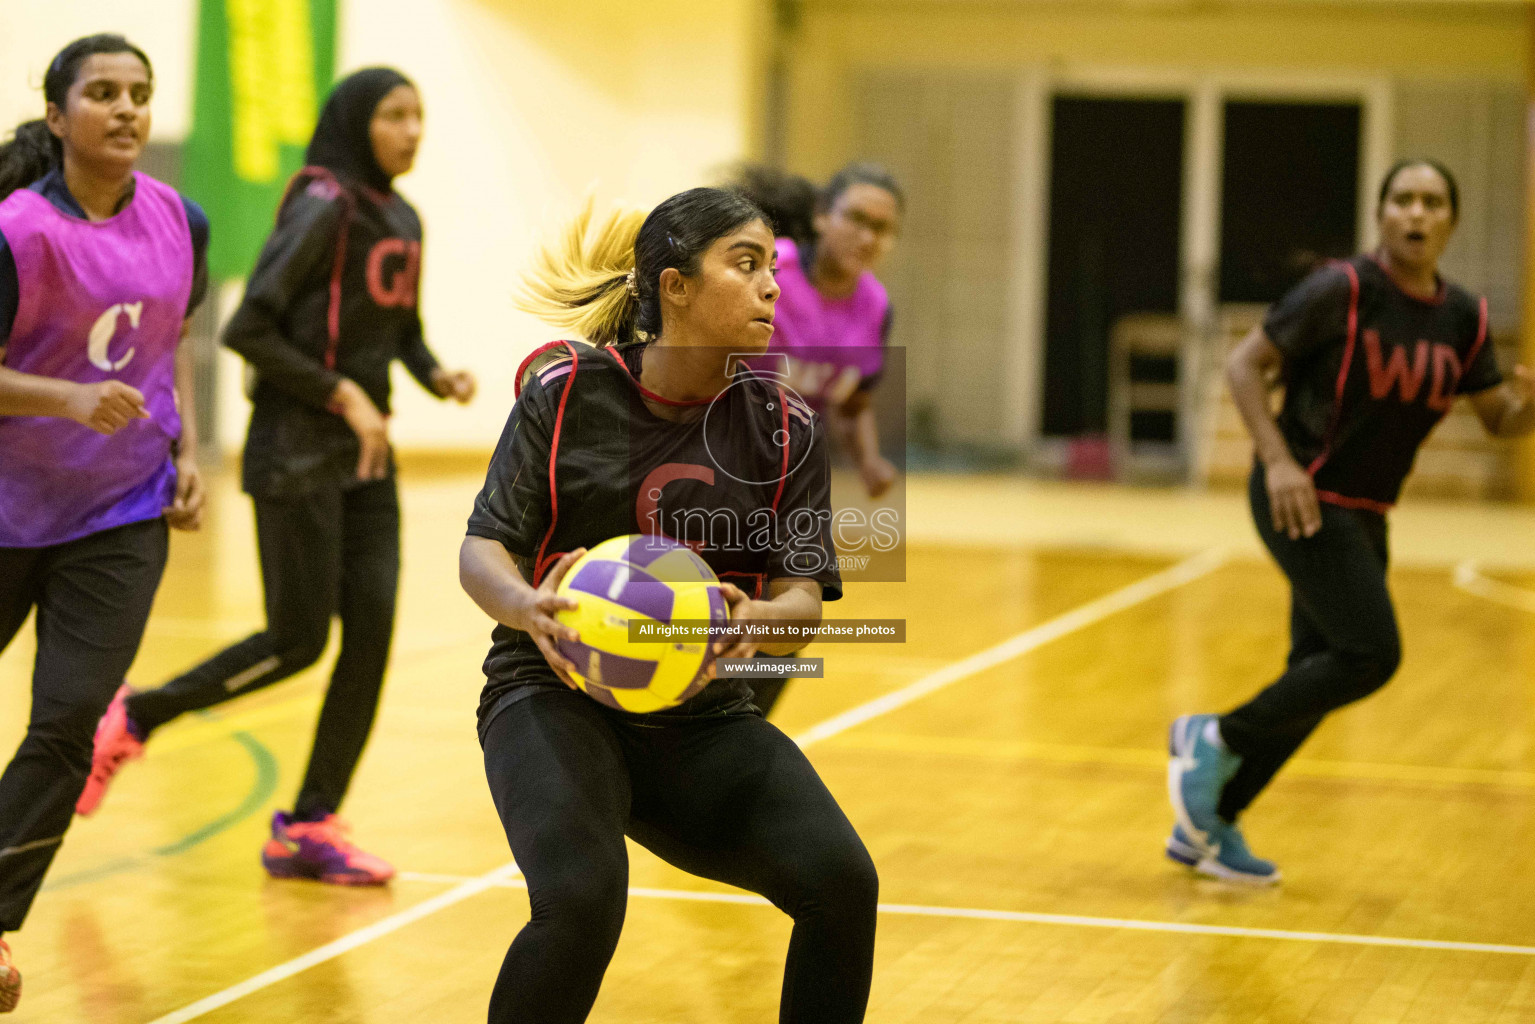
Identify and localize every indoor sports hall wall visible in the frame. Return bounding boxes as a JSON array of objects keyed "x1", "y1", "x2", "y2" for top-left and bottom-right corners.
[
  {"x1": 330, "y1": 0, "x2": 771, "y2": 452},
  {"x1": 777, "y1": 1, "x2": 1531, "y2": 476},
  {"x1": 0, "y1": 0, "x2": 196, "y2": 139},
  {"x1": 5, "y1": 1, "x2": 1533, "y2": 483},
  {"x1": 1, "y1": 0, "x2": 769, "y2": 454}
]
